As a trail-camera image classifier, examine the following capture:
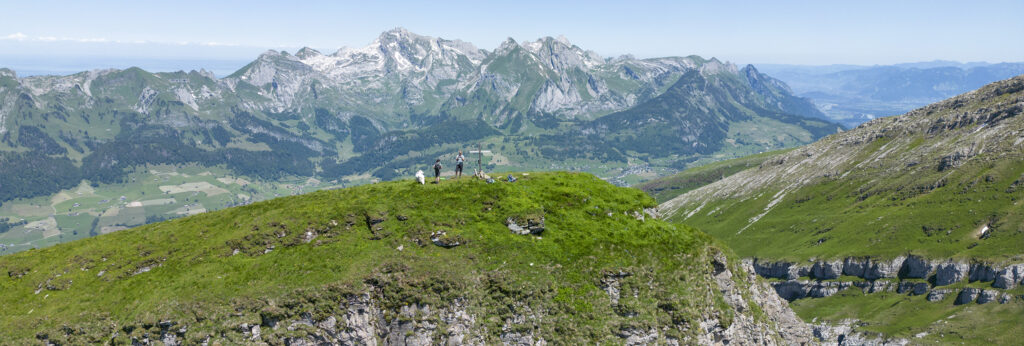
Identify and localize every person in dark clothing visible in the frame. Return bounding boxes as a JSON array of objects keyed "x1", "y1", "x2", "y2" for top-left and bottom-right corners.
[
  {"x1": 433, "y1": 159, "x2": 442, "y2": 184},
  {"x1": 455, "y1": 150, "x2": 465, "y2": 178}
]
